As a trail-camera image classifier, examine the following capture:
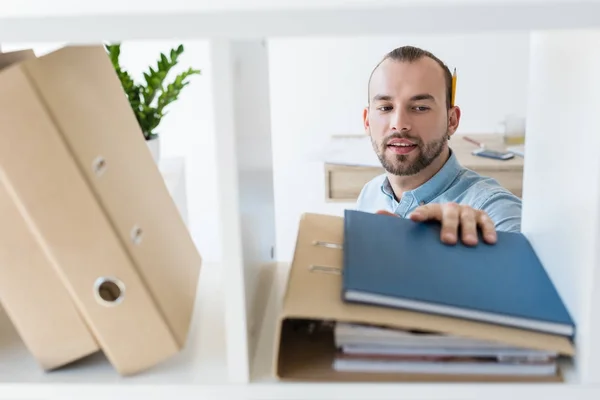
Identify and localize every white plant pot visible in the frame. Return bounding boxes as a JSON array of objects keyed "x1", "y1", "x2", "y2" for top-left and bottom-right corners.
[{"x1": 146, "y1": 137, "x2": 161, "y2": 163}]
